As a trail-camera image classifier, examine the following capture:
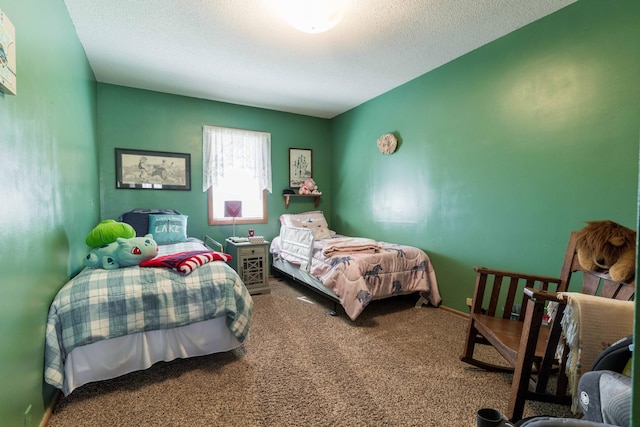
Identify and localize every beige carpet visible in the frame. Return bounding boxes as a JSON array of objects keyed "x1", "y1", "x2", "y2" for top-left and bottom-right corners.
[{"x1": 47, "y1": 277, "x2": 575, "y2": 426}]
